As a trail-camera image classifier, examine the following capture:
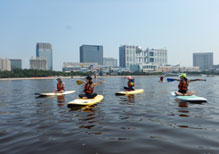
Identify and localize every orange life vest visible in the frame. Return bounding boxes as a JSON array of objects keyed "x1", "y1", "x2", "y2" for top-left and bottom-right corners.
[
  {"x1": 57, "y1": 82, "x2": 65, "y2": 91},
  {"x1": 128, "y1": 80, "x2": 135, "y2": 88},
  {"x1": 178, "y1": 80, "x2": 188, "y2": 91},
  {"x1": 84, "y1": 82, "x2": 94, "y2": 94}
]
